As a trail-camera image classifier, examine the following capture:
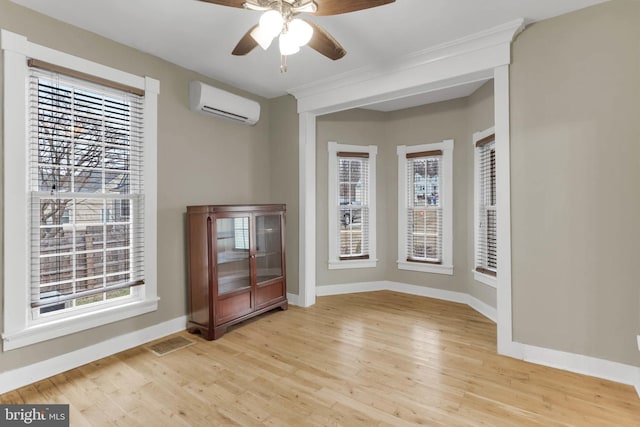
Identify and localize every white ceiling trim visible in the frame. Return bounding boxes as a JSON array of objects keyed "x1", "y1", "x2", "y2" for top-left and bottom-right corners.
[
  {"x1": 289, "y1": 18, "x2": 525, "y2": 114},
  {"x1": 362, "y1": 79, "x2": 488, "y2": 112}
]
